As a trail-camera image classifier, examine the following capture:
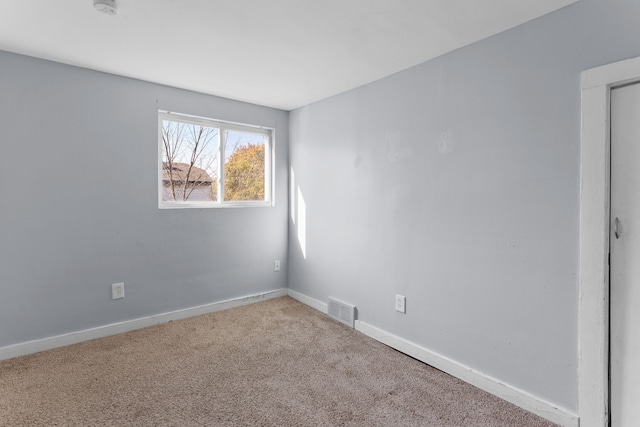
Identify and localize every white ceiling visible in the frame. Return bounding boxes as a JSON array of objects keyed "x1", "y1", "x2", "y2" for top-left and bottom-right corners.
[{"x1": 0, "y1": 0, "x2": 578, "y2": 111}]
